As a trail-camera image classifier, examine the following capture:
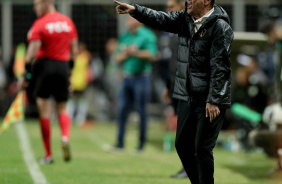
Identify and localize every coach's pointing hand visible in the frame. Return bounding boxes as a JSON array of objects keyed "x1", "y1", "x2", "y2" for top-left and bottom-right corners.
[{"x1": 114, "y1": 0, "x2": 135, "y2": 14}]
